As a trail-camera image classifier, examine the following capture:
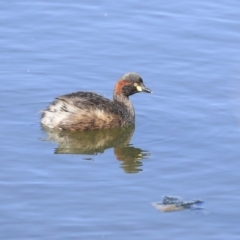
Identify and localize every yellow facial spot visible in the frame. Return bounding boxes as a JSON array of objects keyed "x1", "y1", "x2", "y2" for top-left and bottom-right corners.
[
  {"x1": 134, "y1": 83, "x2": 142, "y2": 91},
  {"x1": 136, "y1": 86, "x2": 142, "y2": 92}
]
